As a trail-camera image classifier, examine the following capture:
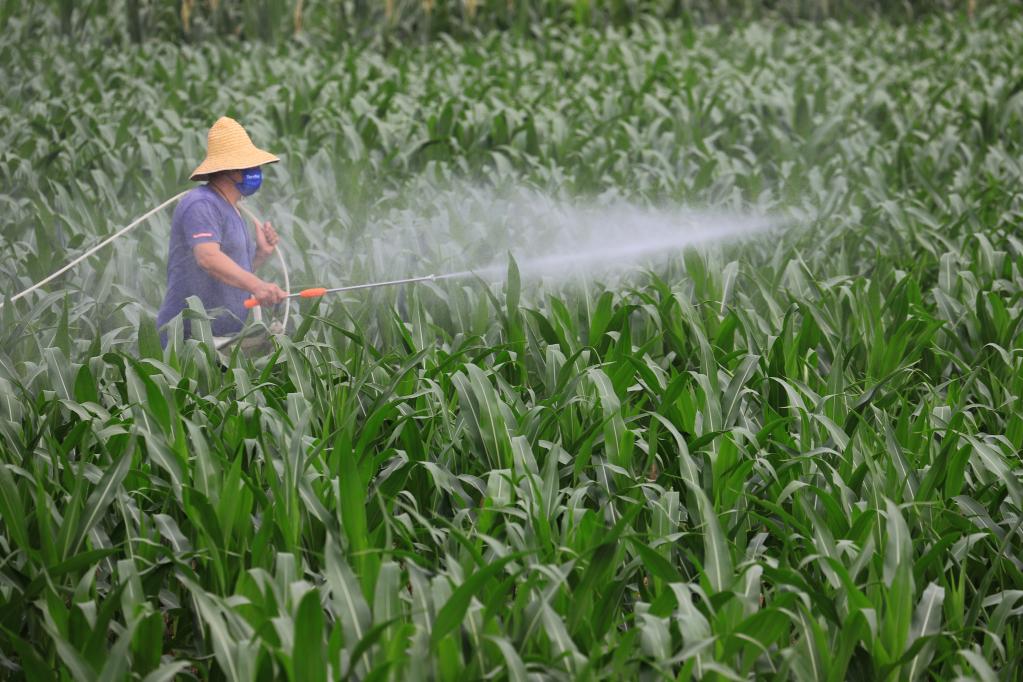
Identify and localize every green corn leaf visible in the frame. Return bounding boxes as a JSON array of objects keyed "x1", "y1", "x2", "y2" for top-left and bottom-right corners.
[
  {"x1": 69, "y1": 442, "x2": 133, "y2": 559},
  {"x1": 293, "y1": 588, "x2": 327, "y2": 682},
  {"x1": 905, "y1": 583, "x2": 945, "y2": 682},
  {"x1": 431, "y1": 552, "x2": 524, "y2": 648},
  {"x1": 684, "y1": 480, "x2": 734, "y2": 594},
  {"x1": 324, "y1": 536, "x2": 371, "y2": 667},
  {"x1": 883, "y1": 499, "x2": 912, "y2": 588}
]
